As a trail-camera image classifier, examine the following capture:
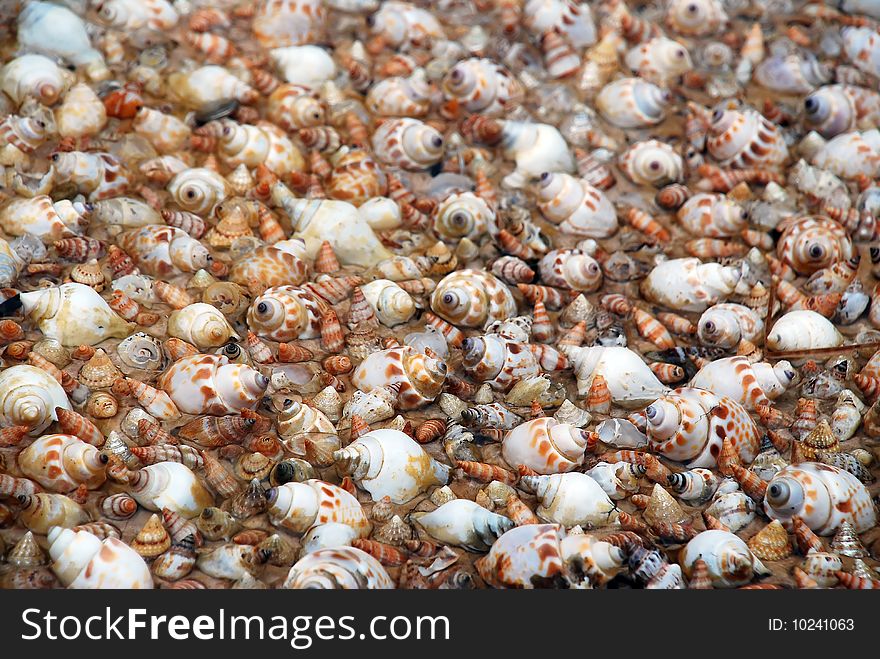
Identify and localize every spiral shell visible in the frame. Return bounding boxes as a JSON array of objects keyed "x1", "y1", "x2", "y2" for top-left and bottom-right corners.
[
  {"x1": 538, "y1": 249, "x2": 603, "y2": 292},
  {"x1": 371, "y1": 117, "x2": 444, "y2": 171},
  {"x1": 460, "y1": 333, "x2": 539, "y2": 392},
  {"x1": 168, "y1": 66, "x2": 256, "y2": 110},
  {"x1": 351, "y1": 346, "x2": 447, "y2": 409},
  {"x1": 128, "y1": 462, "x2": 214, "y2": 519},
  {"x1": 247, "y1": 285, "x2": 325, "y2": 342},
  {"x1": 644, "y1": 387, "x2": 761, "y2": 468},
  {"x1": 266, "y1": 479, "x2": 371, "y2": 536},
  {"x1": 520, "y1": 472, "x2": 617, "y2": 528},
  {"x1": 18, "y1": 493, "x2": 88, "y2": 534},
  {"x1": 536, "y1": 172, "x2": 617, "y2": 238},
  {"x1": 118, "y1": 226, "x2": 211, "y2": 278},
  {"x1": 502, "y1": 418, "x2": 591, "y2": 475},
  {"x1": 0, "y1": 196, "x2": 87, "y2": 242},
  {"x1": 564, "y1": 345, "x2": 667, "y2": 407},
  {"x1": 430, "y1": 269, "x2": 516, "y2": 327},
  {"x1": 441, "y1": 58, "x2": 523, "y2": 116},
  {"x1": 167, "y1": 303, "x2": 240, "y2": 349},
  {"x1": 495, "y1": 120, "x2": 575, "y2": 189},
  {"x1": 777, "y1": 216, "x2": 853, "y2": 276},
  {"x1": 413, "y1": 499, "x2": 514, "y2": 551},
  {"x1": 433, "y1": 192, "x2": 496, "y2": 242},
  {"x1": 680, "y1": 530, "x2": 765, "y2": 588},
  {"x1": 369, "y1": 1, "x2": 444, "y2": 51},
  {"x1": 359, "y1": 280, "x2": 417, "y2": 327},
  {"x1": 764, "y1": 463, "x2": 877, "y2": 535},
  {"x1": 334, "y1": 429, "x2": 450, "y2": 503},
  {"x1": 283, "y1": 547, "x2": 393, "y2": 589},
  {"x1": 523, "y1": 0, "x2": 596, "y2": 48},
  {"x1": 697, "y1": 303, "x2": 763, "y2": 349},
  {"x1": 842, "y1": 27, "x2": 880, "y2": 79},
  {"x1": 253, "y1": 0, "x2": 325, "y2": 48},
  {"x1": 707, "y1": 108, "x2": 788, "y2": 169},
  {"x1": 766, "y1": 310, "x2": 844, "y2": 351},
  {"x1": 666, "y1": 0, "x2": 726, "y2": 36},
  {"x1": 624, "y1": 37, "x2": 693, "y2": 85},
  {"x1": 596, "y1": 78, "x2": 669, "y2": 129},
  {"x1": 618, "y1": 140, "x2": 684, "y2": 187},
  {"x1": 677, "y1": 193, "x2": 747, "y2": 238},
  {"x1": 18, "y1": 434, "x2": 107, "y2": 492},
  {"x1": 47, "y1": 527, "x2": 152, "y2": 588},
  {"x1": 0, "y1": 364, "x2": 71, "y2": 434},
  {"x1": 326, "y1": 148, "x2": 385, "y2": 207},
  {"x1": 117, "y1": 332, "x2": 165, "y2": 372},
  {"x1": 0, "y1": 54, "x2": 69, "y2": 106},
  {"x1": 368, "y1": 68, "x2": 432, "y2": 118},
  {"x1": 689, "y1": 357, "x2": 795, "y2": 410},
  {"x1": 213, "y1": 119, "x2": 304, "y2": 175},
  {"x1": 267, "y1": 84, "x2": 324, "y2": 131},
  {"x1": 158, "y1": 354, "x2": 268, "y2": 416},
  {"x1": 167, "y1": 167, "x2": 229, "y2": 216},
  {"x1": 55, "y1": 83, "x2": 106, "y2": 138},
  {"x1": 640, "y1": 258, "x2": 741, "y2": 312},
  {"x1": 755, "y1": 54, "x2": 831, "y2": 95}
]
